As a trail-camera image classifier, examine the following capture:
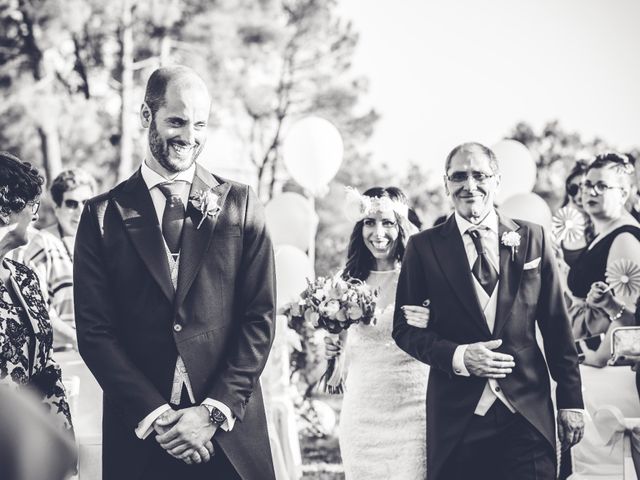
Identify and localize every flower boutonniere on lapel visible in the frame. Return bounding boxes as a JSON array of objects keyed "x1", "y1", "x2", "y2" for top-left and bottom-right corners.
[
  {"x1": 501, "y1": 231, "x2": 521, "y2": 261},
  {"x1": 189, "y1": 188, "x2": 221, "y2": 229}
]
